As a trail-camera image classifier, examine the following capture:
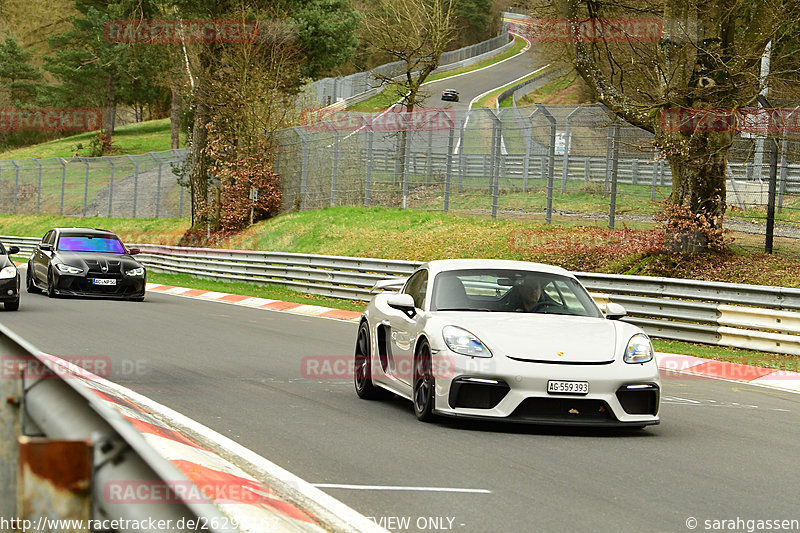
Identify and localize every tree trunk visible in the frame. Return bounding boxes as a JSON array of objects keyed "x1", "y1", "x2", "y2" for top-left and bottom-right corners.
[
  {"x1": 170, "y1": 83, "x2": 181, "y2": 149},
  {"x1": 189, "y1": 73, "x2": 210, "y2": 228},
  {"x1": 103, "y1": 73, "x2": 116, "y2": 137},
  {"x1": 662, "y1": 130, "x2": 731, "y2": 226}
]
